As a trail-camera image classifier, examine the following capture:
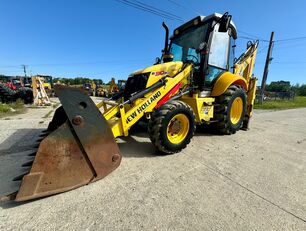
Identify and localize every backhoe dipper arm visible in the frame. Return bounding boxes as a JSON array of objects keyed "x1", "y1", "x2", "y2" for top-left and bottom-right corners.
[
  {"x1": 234, "y1": 41, "x2": 259, "y2": 82},
  {"x1": 234, "y1": 41, "x2": 259, "y2": 130}
]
